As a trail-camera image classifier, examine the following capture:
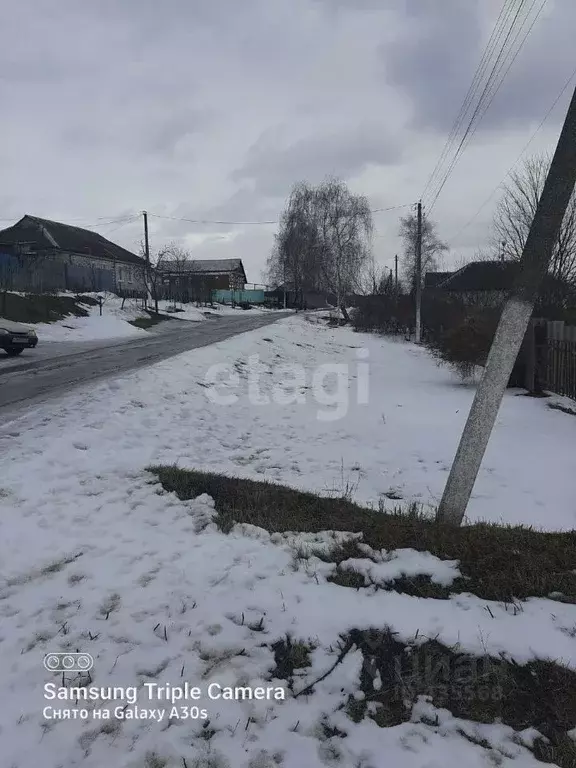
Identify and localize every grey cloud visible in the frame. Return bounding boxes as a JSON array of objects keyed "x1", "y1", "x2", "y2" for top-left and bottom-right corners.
[
  {"x1": 383, "y1": 0, "x2": 482, "y2": 132},
  {"x1": 232, "y1": 123, "x2": 403, "y2": 196},
  {"x1": 383, "y1": 1, "x2": 576, "y2": 134},
  {"x1": 144, "y1": 111, "x2": 209, "y2": 155},
  {"x1": 2, "y1": 0, "x2": 572, "y2": 283},
  {"x1": 60, "y1": 108, "x2": 211, "y2": 159},
  {"x1": 202, "y1": 188, "x2": 281, "y2": 228}
]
